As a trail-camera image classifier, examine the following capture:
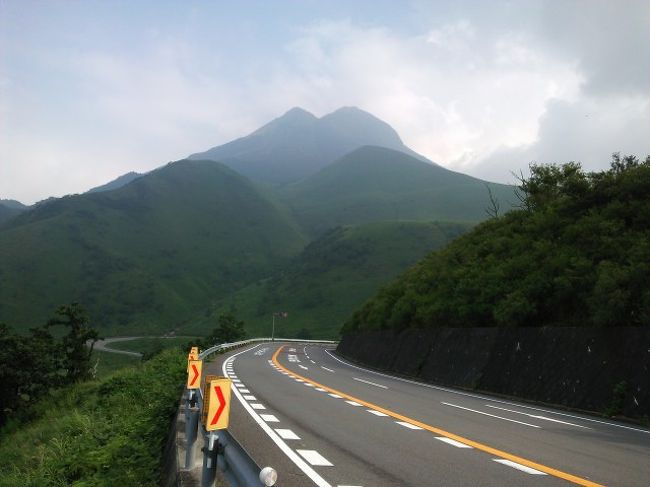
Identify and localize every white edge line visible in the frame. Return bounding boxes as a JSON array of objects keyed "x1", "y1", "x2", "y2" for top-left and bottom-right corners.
[
  {"x1": 353, "y1": 377, "x2": 388, "y2": 389},
  {"x1": 324, "y1": 350, "x2": 650, "y2": 434},
  {"x1": 223, "y1": 345, "x2": 332, "y2": 487}
]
